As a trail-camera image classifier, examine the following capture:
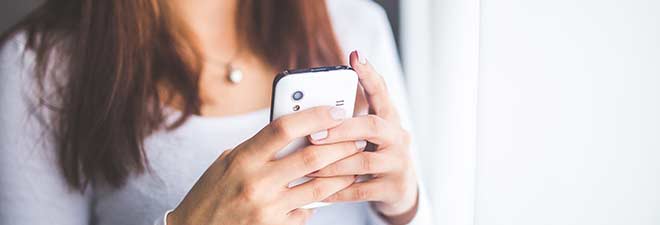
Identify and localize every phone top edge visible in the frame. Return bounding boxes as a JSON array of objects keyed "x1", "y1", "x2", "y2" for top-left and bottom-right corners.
[
  {"x1": 272, "y1": 65, "x2": 353, "y2": 85},
  {"x1": 285, "y1": 65, "x2": 353, "y2": 75},
  {"x1": 269, "y1": 65, "x2": 353, "y2": 121}
]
